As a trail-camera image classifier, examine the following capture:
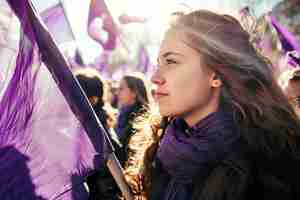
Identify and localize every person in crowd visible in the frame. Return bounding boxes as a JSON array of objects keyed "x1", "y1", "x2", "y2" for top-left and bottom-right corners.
[
  {"x1": 115, "y1": 72, "x2": 151, "y2": 166},
  {"x1": 104, "y1": 80, "x2": 119, "y2": 116},
  {"x1": 75, "y1": 68, "x2": 120, "y2": 200},
  {"x1": 278, "y1": 68, "x2": 300, "y2": 118},
  {"x1": 75, "y1": 68, "x2": 116, "y2": 131},
  {"x1": 124, "y1": 10, "x2": 300, "y2": 200}
]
